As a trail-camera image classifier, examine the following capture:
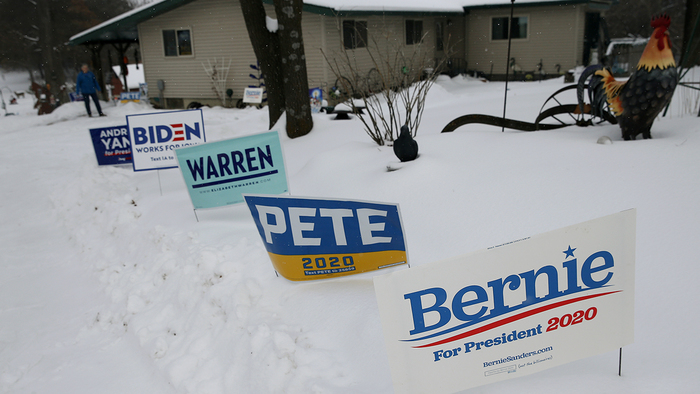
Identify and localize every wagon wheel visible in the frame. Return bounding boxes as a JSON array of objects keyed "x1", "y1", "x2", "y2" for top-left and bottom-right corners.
[
  {"x1": 536, "y1": 84, "x2": 617, "y2": 128},
  {"x1": 366, "y1": 68, "x2": 383, "y2": 94},
  {"x1": 332, "y1": 76, "x2": 355, "y2": 100}
]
